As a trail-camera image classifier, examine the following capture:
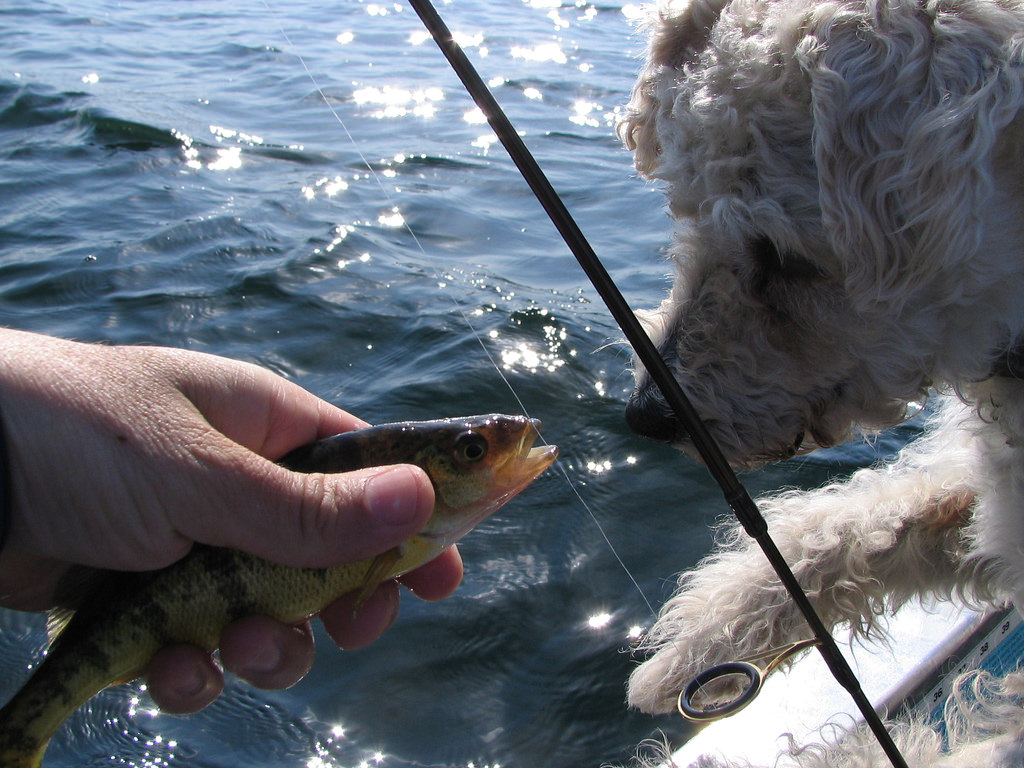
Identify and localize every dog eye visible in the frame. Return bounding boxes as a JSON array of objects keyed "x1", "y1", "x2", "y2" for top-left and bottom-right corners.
[{"x1": 751, "y1": 236, "x2": 823, "y2": 281}]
